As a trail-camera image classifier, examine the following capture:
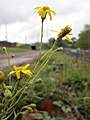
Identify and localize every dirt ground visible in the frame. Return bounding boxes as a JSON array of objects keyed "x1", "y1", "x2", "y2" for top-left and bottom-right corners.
[{"x1": 0, "y1": 50, "x2": 40, "y2": 71}]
